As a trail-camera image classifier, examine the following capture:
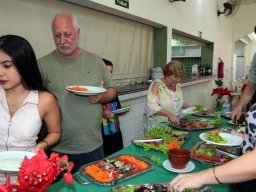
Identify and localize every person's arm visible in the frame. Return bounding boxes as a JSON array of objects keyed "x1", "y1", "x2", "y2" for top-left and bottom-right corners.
[
  {"x1": 88, "y1": 87, "x2": 117, "y2": 104},
  {"x1": 33, "y1": 92, "x2": 61, "y2": 152},
  {"x1": 231, "y1": 81, "x2": 256, "y2": 121},
  {"x1": 170, "y1": 148, "x2": 256, "y2": 192},
  {"x1": 148, "y1": 82, "x2": 179, "y2": 124}
]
